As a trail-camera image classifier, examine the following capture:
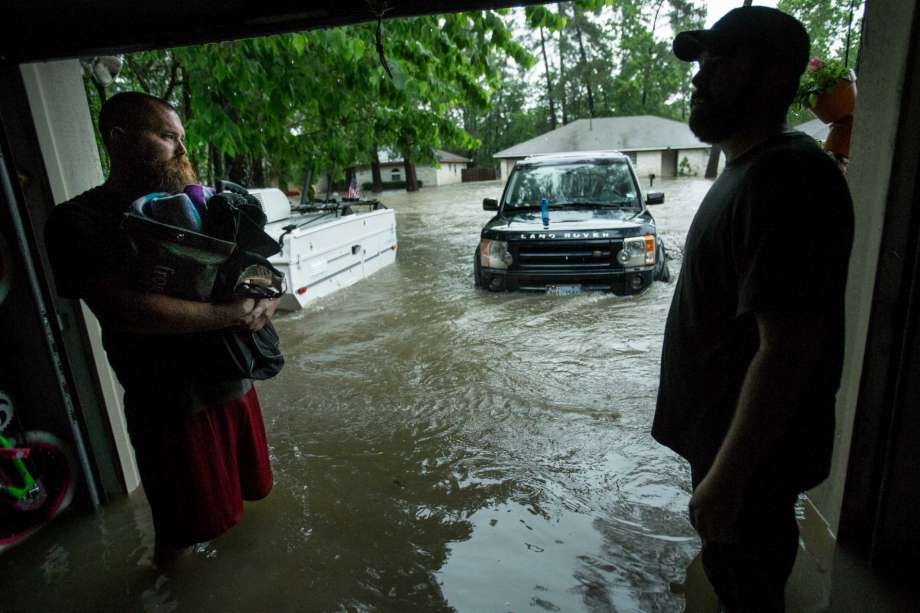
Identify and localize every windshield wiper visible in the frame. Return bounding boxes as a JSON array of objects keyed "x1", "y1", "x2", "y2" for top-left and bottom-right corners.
[
  {"x1": 505, "y1": 203, "x2": 564, "y2": 211},
  {"x1": 560, "y1": 200, "x2": 638, "y2": 209}
]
